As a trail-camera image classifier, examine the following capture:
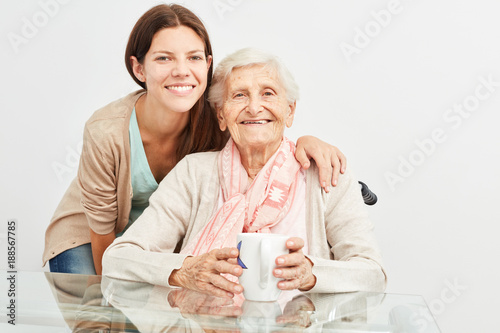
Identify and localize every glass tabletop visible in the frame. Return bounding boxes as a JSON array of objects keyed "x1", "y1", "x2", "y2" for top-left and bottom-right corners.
[{"x1": 0, "y1": 270, "x2": 440, "y2": 332}]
